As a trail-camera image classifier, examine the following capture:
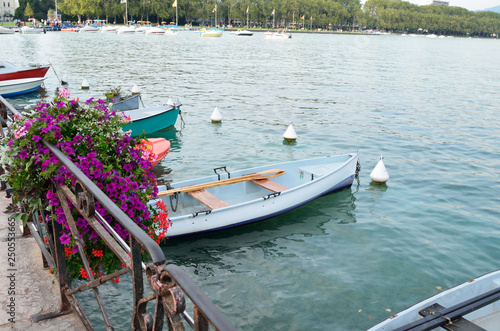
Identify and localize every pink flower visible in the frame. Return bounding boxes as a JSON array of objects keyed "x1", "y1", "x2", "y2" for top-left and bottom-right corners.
[
  {"x1": 58, "y1": 88, "x2": 71, "y2": 99},
  {"x1": 60, "y1": 234, "x2": 71, "y2": 245}
]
